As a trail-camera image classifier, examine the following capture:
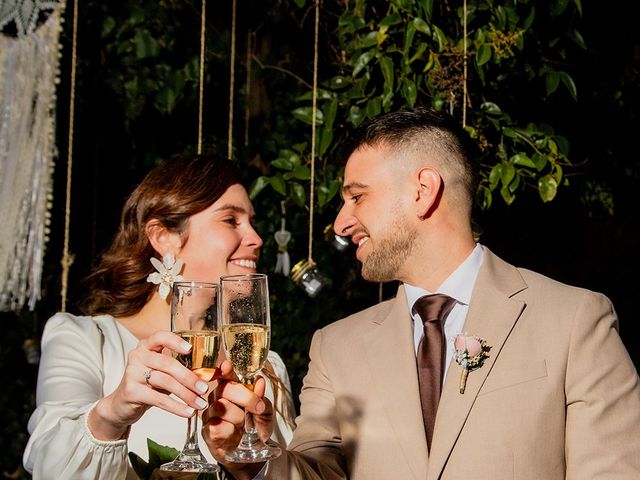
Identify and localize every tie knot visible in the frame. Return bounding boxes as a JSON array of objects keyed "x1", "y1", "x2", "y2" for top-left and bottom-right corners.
[{"x1": 412, "y1": 294, "x2": 457, "y2": 324}]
